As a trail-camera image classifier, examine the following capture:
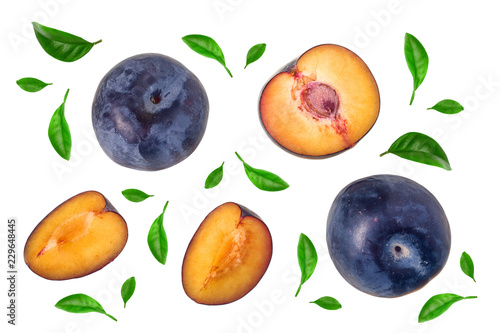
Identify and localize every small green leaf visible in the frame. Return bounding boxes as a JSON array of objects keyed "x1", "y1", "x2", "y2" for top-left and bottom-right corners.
[
  {"x1": 380, "y1": 132, "x2": 451, "y2": 170},
  {"x1": 295, "y1": 233, "x2": 318, "y2": 297},
  {"x1": 182, "y1": 34, "x2": 232, "y2": 77},
  {"x1": 16, "y1": 77, "x2": 52, "y2": 92},
  {"x1": 460, "y1": 251, "x2": 476, "y2": 282},
  {"x1": 405, "y1": 33, "x2": 429, "y2": 105},
  {"x1": 148, "y1": 201, "x2": 169, "y2": 265},
  {"x1": 205, "y1": 162, "x2": 224, "y2": 189},
  {"x1": 427, "y1": 99, "x2": 464, "y2": 114},
  {"x1": 235, "y1": 152, "x2": 289, "y2": 191},
  {"x1": 310, "y1": 296, "x2": 342, "y2": 310},
  {"x1": 55, "y1": 293, "x2": 117, "y2": 321},
  {"x1": 418, "y1": 293, "x2": 477, "y2": 323},
  {"x1": 48, "y1": 89, "x2": 72, "y2": 160},
  {"x1": 244, "y1": 43, "x2": 266, "y2": 69},
  {"x1": 121, "y1": 277, "x2": 136, "y2": 308},
  {"x1": 122, "y1": 189, "x2": 154, "y2": 202},
  {"x1": 32, "y1": 22, "x2": 101, "y2": 62}
]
